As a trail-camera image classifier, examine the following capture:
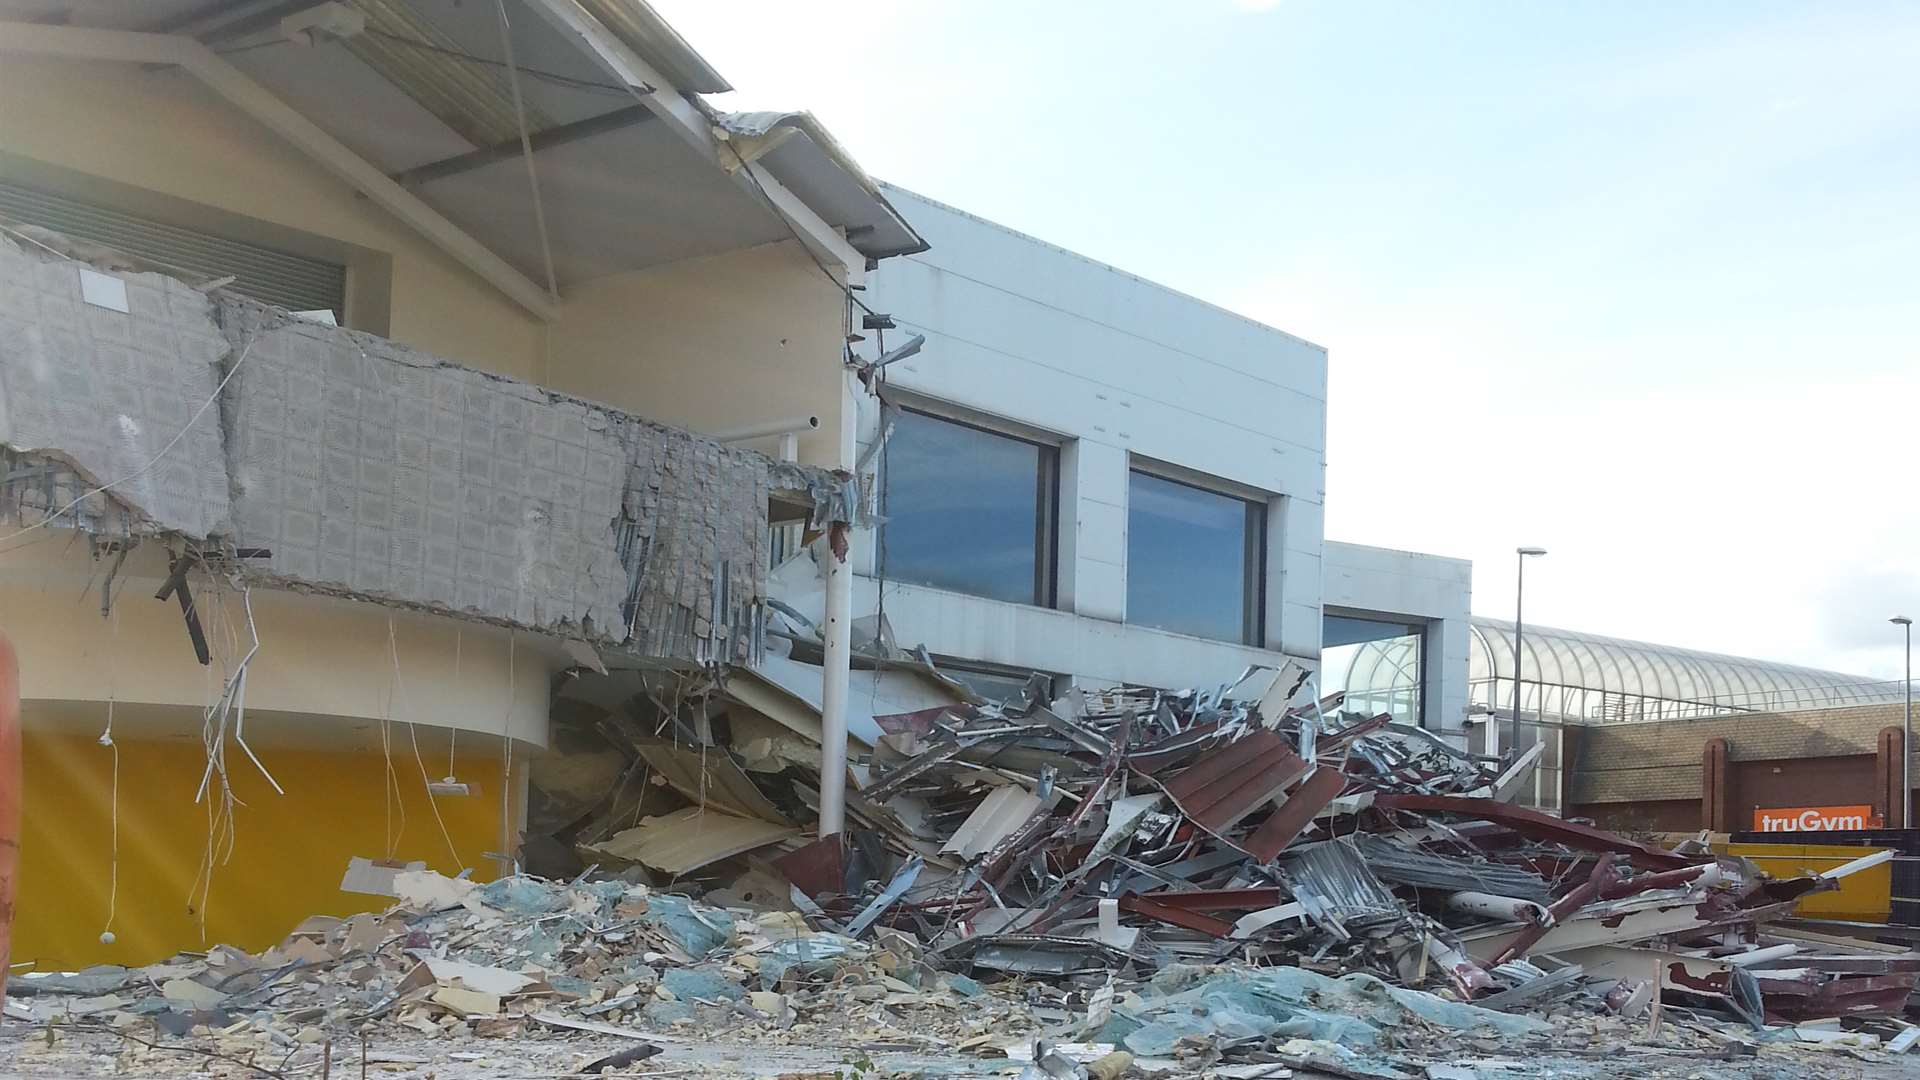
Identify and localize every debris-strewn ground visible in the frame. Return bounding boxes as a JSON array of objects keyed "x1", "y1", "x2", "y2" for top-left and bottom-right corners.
[
  {"x1": 11, "y1": 666, "x2": 1920, "y2": 1078},
  {"x1": 6, "y1": 868, "x2": 1920, "y2": 1080},
  {"x1": 7, "y1": 988, "x2": 1920, "y2": 1080}
]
